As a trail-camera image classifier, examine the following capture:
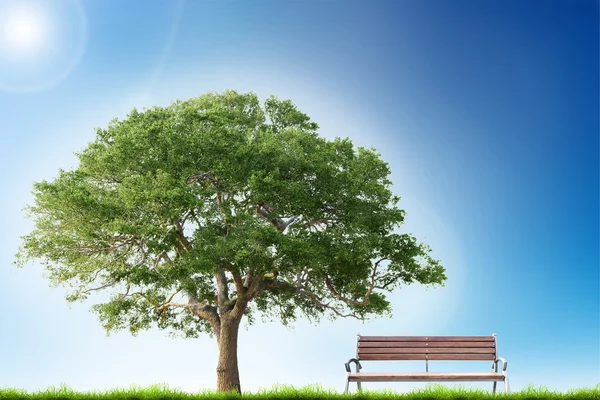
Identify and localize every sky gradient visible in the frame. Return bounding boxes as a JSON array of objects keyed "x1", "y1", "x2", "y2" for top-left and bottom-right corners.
[{"x1": 0, "y1": 0, "x2": 598, "y2": 395}]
